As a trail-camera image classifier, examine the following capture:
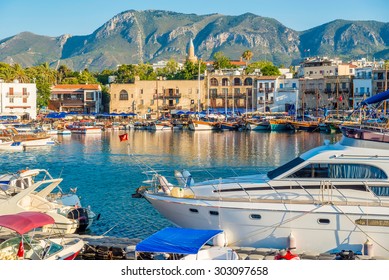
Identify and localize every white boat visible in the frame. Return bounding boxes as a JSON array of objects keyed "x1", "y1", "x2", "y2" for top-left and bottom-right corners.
[
  {"x1": 0, "y1": 212, "x2": 84, "y2": 260},
  {"x1": 148, "y1": 122, "x2": 172, "y2": 131},
  {"x1": 0, "y1": 124, "x2": 55, "y2": 147},
  {"x1": 68, "y1": 122, "x2": 102, "y2": 134},
  {"x1": 135, "y1": 227, "x2": 239, "y2": 260},
  {"x1": 0, "y1": 139, "x2": 24, "y2": 151},
  {"x1": 0, "y1": 169, "x2": 98, "y2": 234},
  {"x1": 57, "y1": 129, "x2": 71, "y2": 135},
  {"x1": 139, "y1": 128, "x2": 389, "y2": 258},
  {"x1": 188, "y1": 120, "x2": 219, "y2": 131}
]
